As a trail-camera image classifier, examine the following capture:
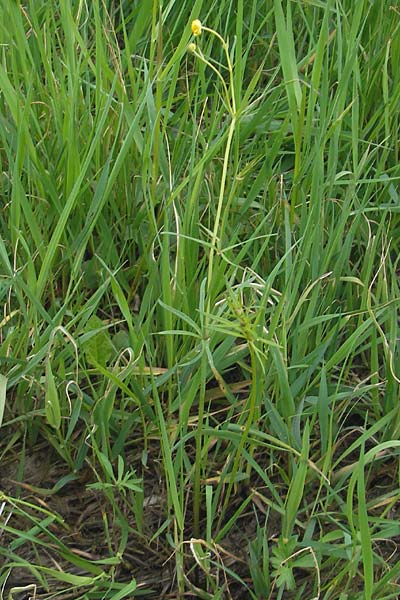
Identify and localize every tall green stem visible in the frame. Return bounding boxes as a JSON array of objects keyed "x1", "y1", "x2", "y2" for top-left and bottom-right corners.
[
  {"x1": 206, "y1": 116, "x2": 236, "y2": 321},
  {"x1": 190, "y1": 16, "x2": 238, "y2": 545},
  {"x1": 193, "y1": 347, "x2": 208, "y2": 539}
]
